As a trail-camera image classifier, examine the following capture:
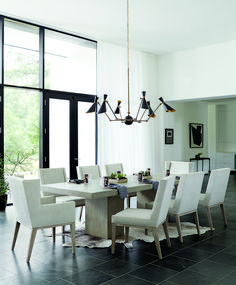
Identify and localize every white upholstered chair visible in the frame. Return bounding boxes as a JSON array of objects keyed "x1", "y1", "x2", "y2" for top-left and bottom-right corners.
[
  {"x1": 8, "y1": 177, "x2": 76, "y2": 262},
  {"x1": 39, "y1": 168, "x2": 85, "y2": 220},
  {"x1": 167, "y1": 172, "x2": 204, "y2": 243},
  {"x1": 104, "y1": 163, "x2": 123, "y2": 175},
  {"x1": 198, "y1": 168, "x2": 230, "y2": 231},
  {"x1": 165, "y1": 161, "x2": 195, "y2": 175},
  {"x1": 111, "y1": 175, "x2": 175, "y2": 259},
  {"x1": 77, "y1": 165, "x2": 101, "y2": 180},
  {"x1": 105, "y1": 163, "x2": 135, "y2": 208}
]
